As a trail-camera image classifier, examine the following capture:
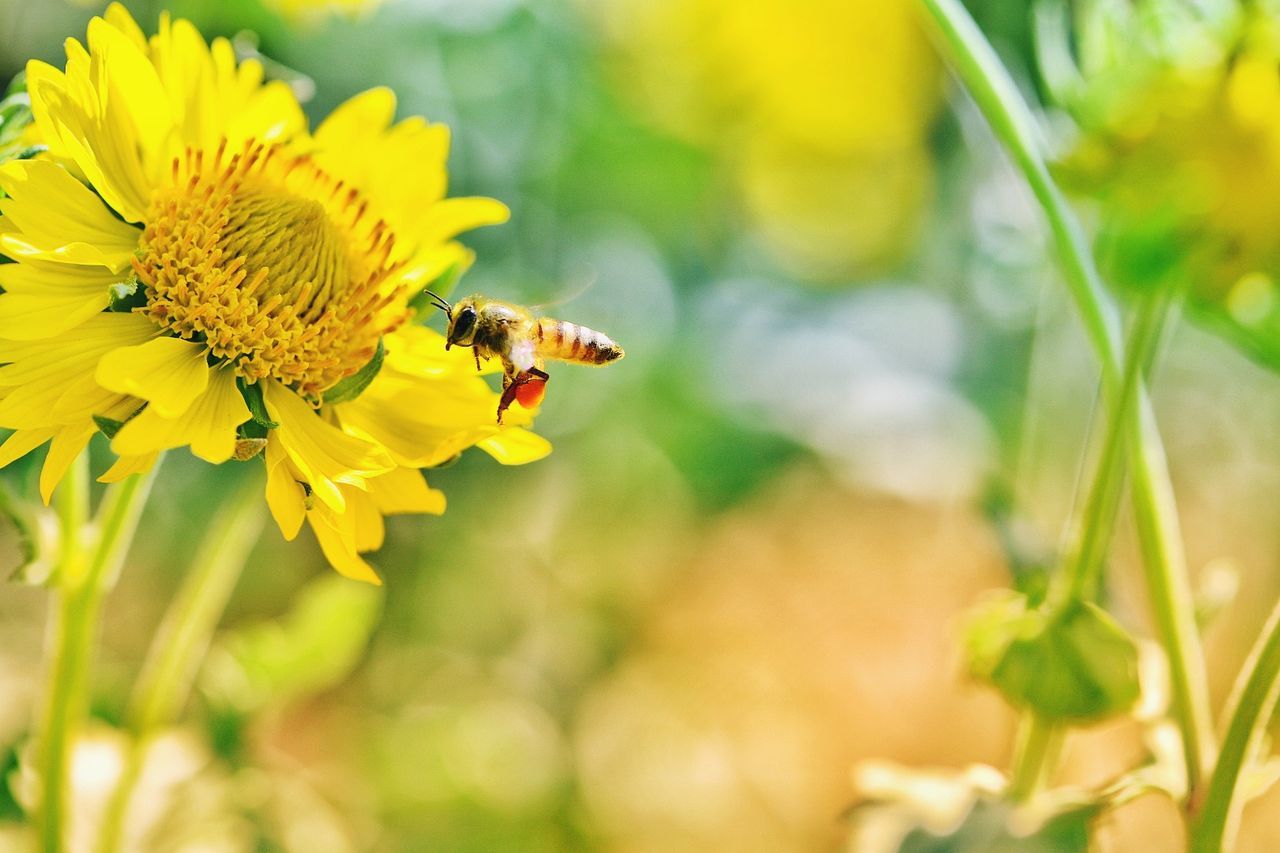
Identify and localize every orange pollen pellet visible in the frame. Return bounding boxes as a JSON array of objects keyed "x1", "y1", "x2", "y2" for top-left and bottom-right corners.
[{"x1": 133, "y1": 139, "x2": 408, "y2": 399}]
